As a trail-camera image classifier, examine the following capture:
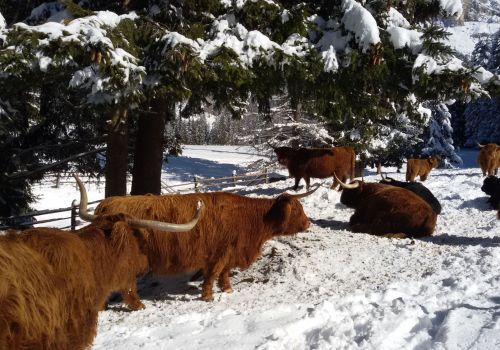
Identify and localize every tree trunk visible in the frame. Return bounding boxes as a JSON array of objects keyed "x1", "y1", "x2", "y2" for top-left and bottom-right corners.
[
  {"x1": 131, "y1": 100, "x2": 170, "y2": 195},
  {"x1": 105, "y1": 108, "x2": 129, "y2": 197}
]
